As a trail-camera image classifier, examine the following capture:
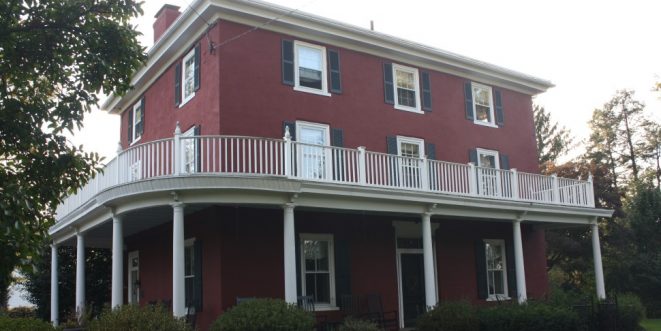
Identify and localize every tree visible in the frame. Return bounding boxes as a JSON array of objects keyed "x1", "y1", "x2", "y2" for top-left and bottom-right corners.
[
  {"x1": 0, "y1": 0, "x2": 146, "y2": 308},
  {"x1": 640, "y1": 121, "x2": 661, "y2": 188},
  {"x1": 533, "y1": 105, "x2": 574, "y2": 171}
]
